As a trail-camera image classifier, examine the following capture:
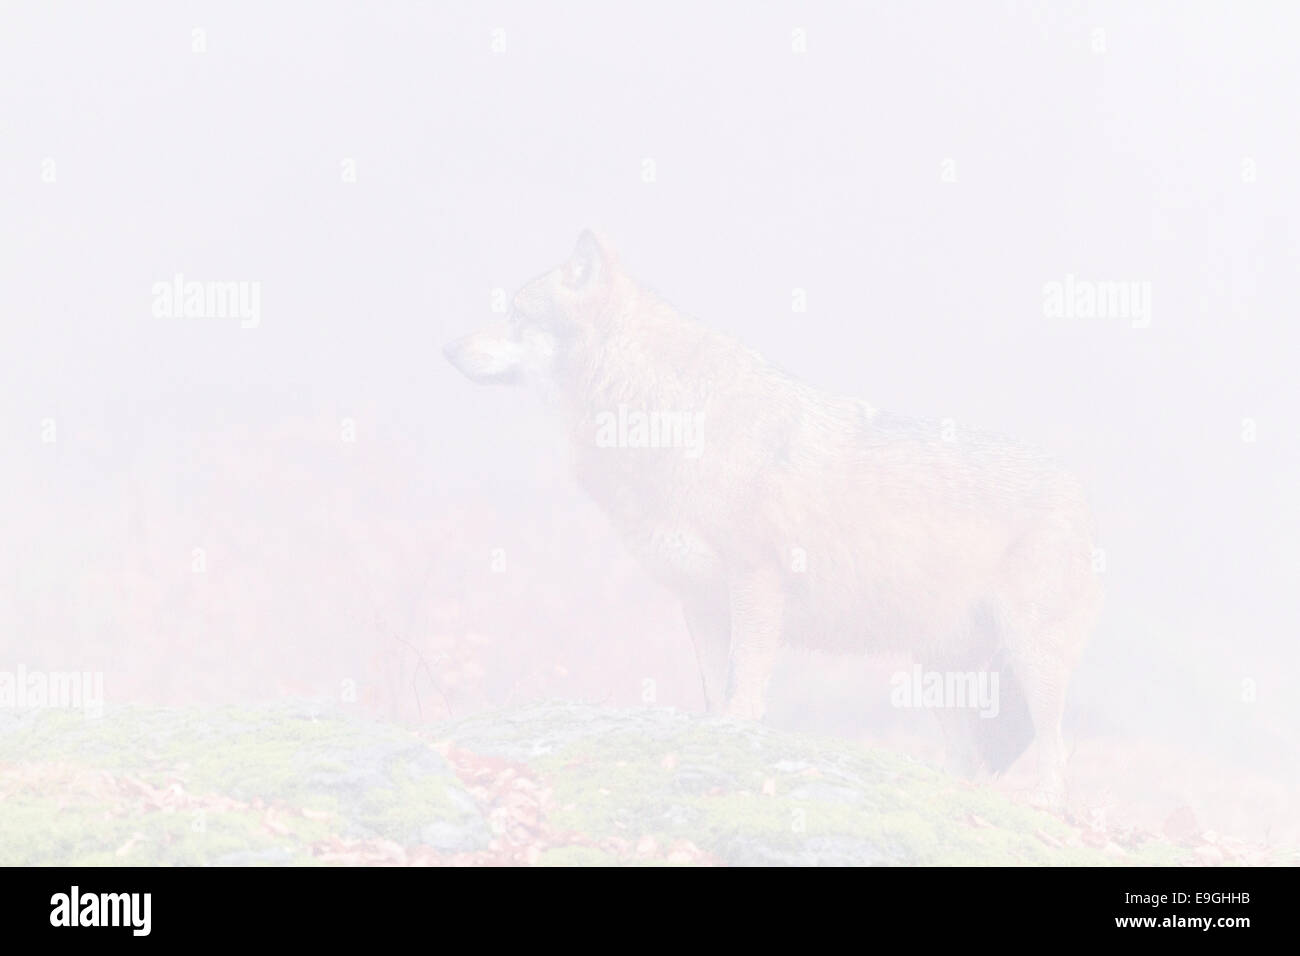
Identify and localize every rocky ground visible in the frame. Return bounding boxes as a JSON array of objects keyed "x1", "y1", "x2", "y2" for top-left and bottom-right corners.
[{"x1": 2, "y1": 700, "x2": 1264, "y2": 866}]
